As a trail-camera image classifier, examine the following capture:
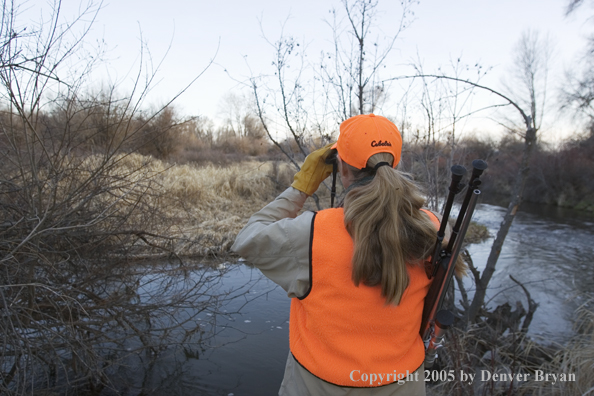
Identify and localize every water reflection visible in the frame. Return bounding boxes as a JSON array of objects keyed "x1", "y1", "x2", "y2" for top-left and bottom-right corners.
[
  {"x1": 465, "y1": 201, "x2": 594, "y2": 342},
  {"x1": 103, "y1": 265, "x2": 290, "y2": 395}
]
